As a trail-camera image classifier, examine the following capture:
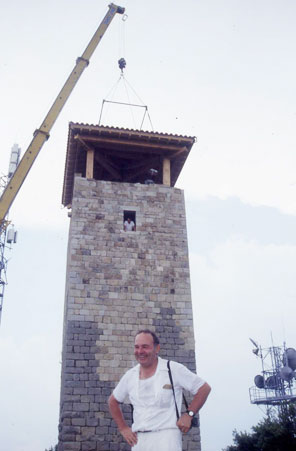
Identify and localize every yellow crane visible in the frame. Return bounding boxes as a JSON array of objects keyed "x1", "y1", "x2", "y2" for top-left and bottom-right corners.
[{"x1": 0, "y1": 3, "x2": 125, "y2": 227}]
